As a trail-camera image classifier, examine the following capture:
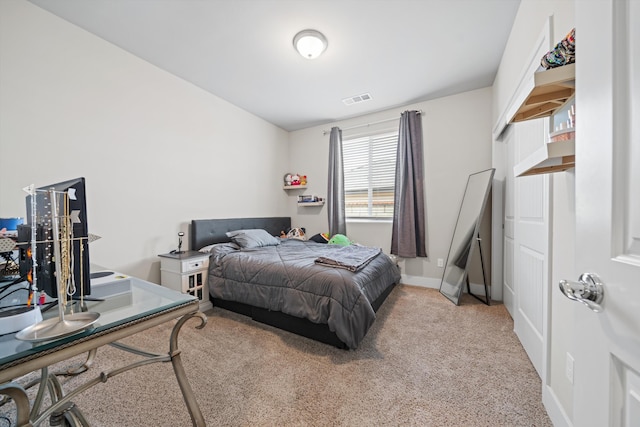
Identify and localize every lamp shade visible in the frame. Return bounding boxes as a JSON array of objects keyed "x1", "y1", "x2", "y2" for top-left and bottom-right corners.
[{"x1": 293, "y1": 30, "x2": 327, "y2": 59}]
